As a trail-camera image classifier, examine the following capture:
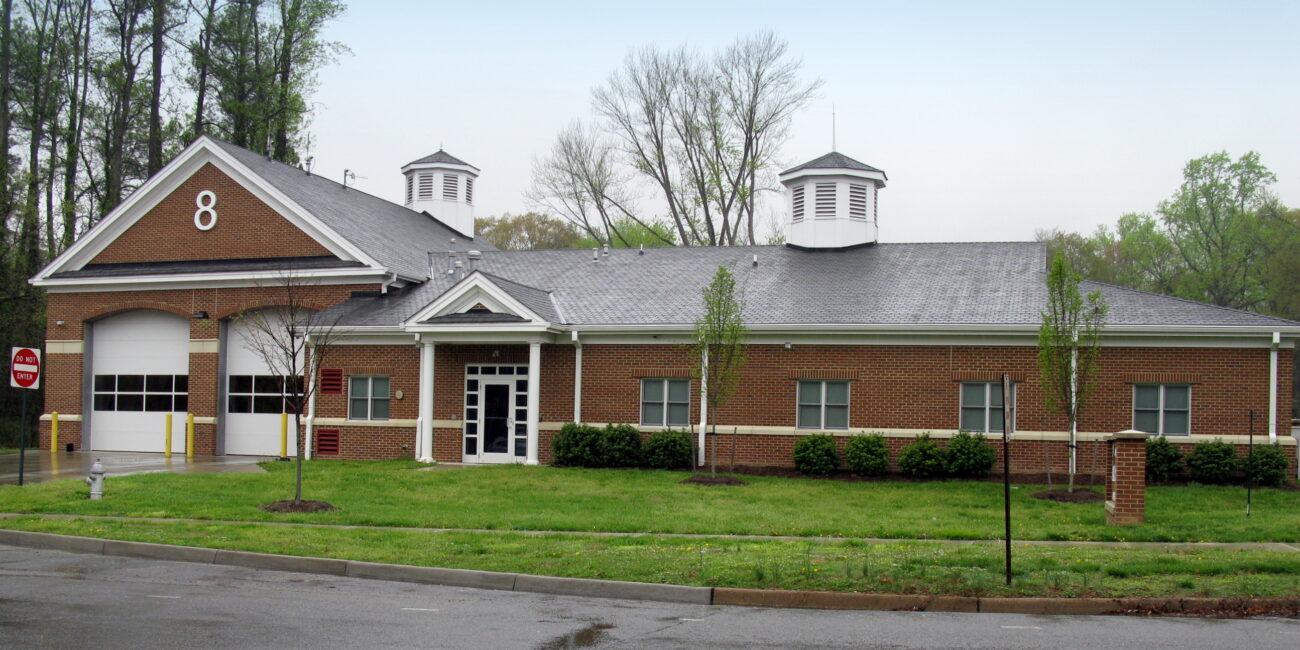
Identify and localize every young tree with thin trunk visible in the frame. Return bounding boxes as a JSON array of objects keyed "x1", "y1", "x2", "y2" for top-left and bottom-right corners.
[
  {"x1": 235, "y1": 270, "x2": 344, "y2": 507},
  {"x1": 691, "y1": 265, "x2": 747, "y2": 473},
  {"x1": 1038, "y1": 254, "x2": 1107, "y2": 492}
]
